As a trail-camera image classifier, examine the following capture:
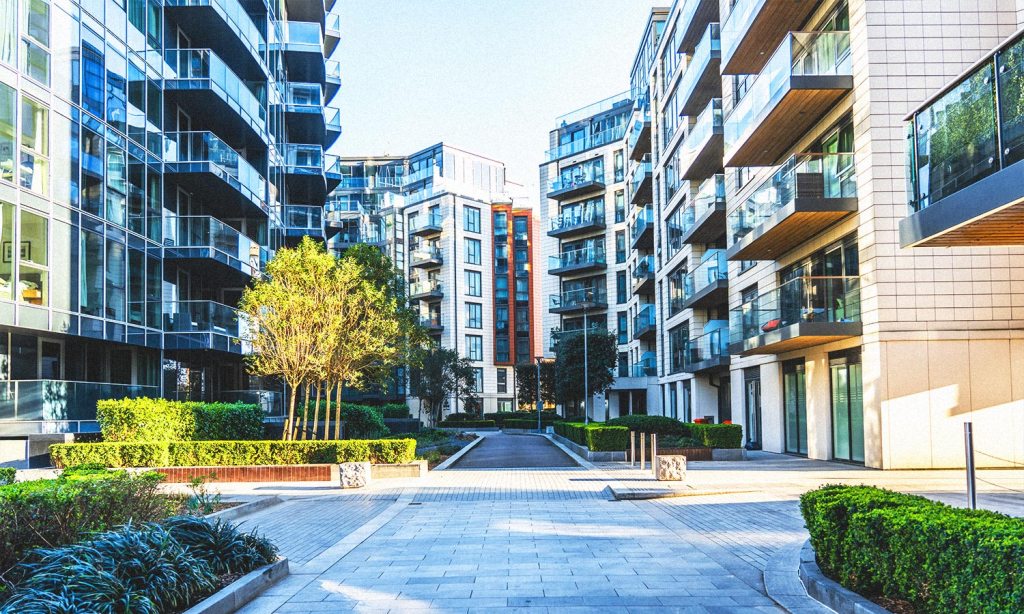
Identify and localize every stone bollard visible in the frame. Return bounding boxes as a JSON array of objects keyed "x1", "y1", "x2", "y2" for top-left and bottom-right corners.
[
  {"x1": 339, "y1": 462, "x2": 372, "y2": 488},
  {"x1": 655, "y1": 455, "x2": 686, "y2": 481}
]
